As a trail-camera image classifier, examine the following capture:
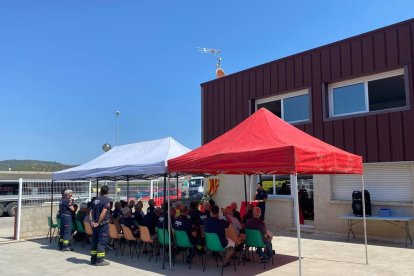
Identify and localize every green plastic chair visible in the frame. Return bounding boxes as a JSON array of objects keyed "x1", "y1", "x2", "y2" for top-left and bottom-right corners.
[
  {"x1": 204, "y1": 232, "x2": 236, "y2": 275},
  {"x1": 156, "y1": 227, "x2": 171, "y2": 266},
  {"x1": 174, "y1": 230, "x2": 201, "y2": 269},
  {"x1": 245, "y1": 229, "x2": 274, "y2": 268},
  {"x1": 75, "y1": 220, "x2": 85, "y2": 233},
  {"x1": 46, "y1": 216, "x2": 58, "y2": 242}
]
